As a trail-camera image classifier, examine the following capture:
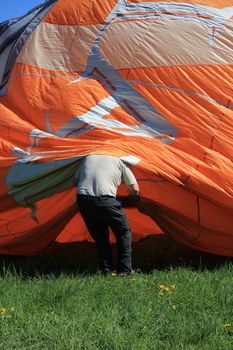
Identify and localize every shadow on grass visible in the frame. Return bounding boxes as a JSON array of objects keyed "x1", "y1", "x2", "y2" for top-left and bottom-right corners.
[{"x1": 0, "y1": 235, "x2": 232, "y2": 278}]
